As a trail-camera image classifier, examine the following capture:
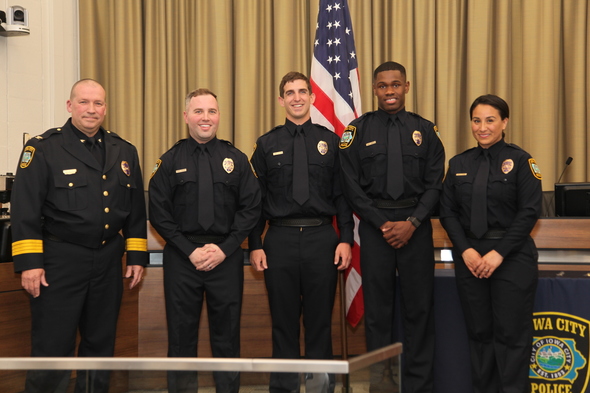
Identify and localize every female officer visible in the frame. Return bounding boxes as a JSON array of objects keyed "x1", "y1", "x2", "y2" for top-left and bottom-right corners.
[{"x1": 440, "y1": 94, "x2": 542, "y2": 393}]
